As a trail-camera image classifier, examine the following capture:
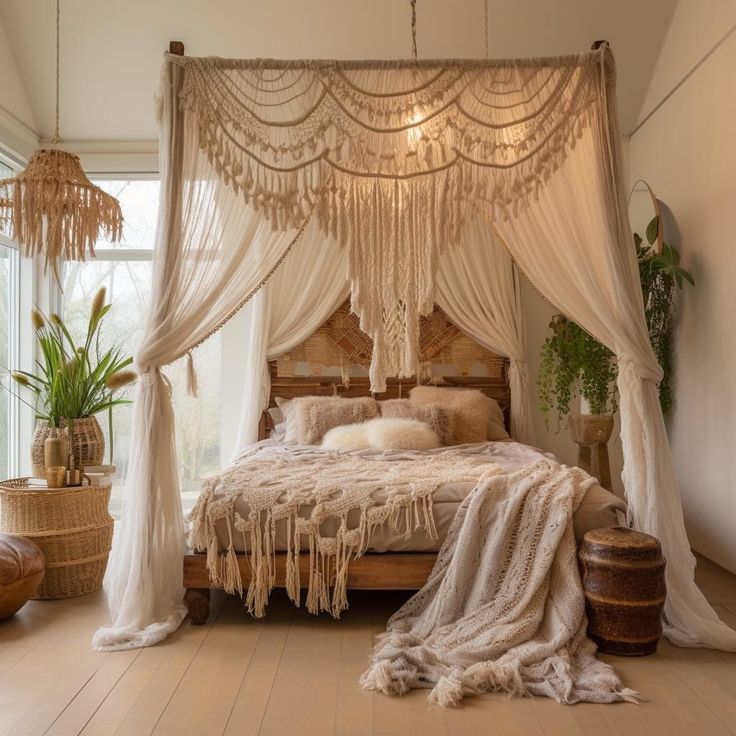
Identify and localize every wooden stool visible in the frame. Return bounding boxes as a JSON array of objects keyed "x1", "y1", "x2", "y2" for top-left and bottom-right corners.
[{"x1": 578, "y1": 526, "x2": 666, "y2": 656}]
